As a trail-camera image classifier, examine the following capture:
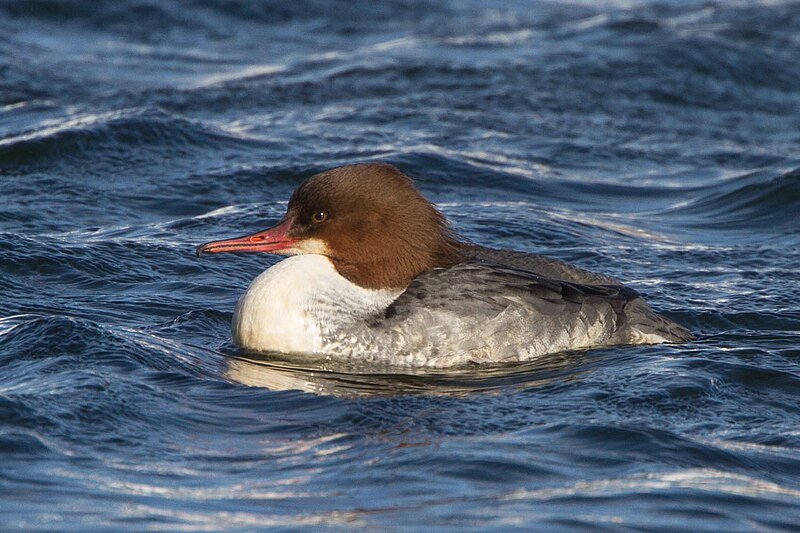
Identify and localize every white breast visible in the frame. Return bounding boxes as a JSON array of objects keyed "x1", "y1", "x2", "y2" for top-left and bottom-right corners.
[{"x1": 231, "y1": 255, "x2": 402, "y2": 354}]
